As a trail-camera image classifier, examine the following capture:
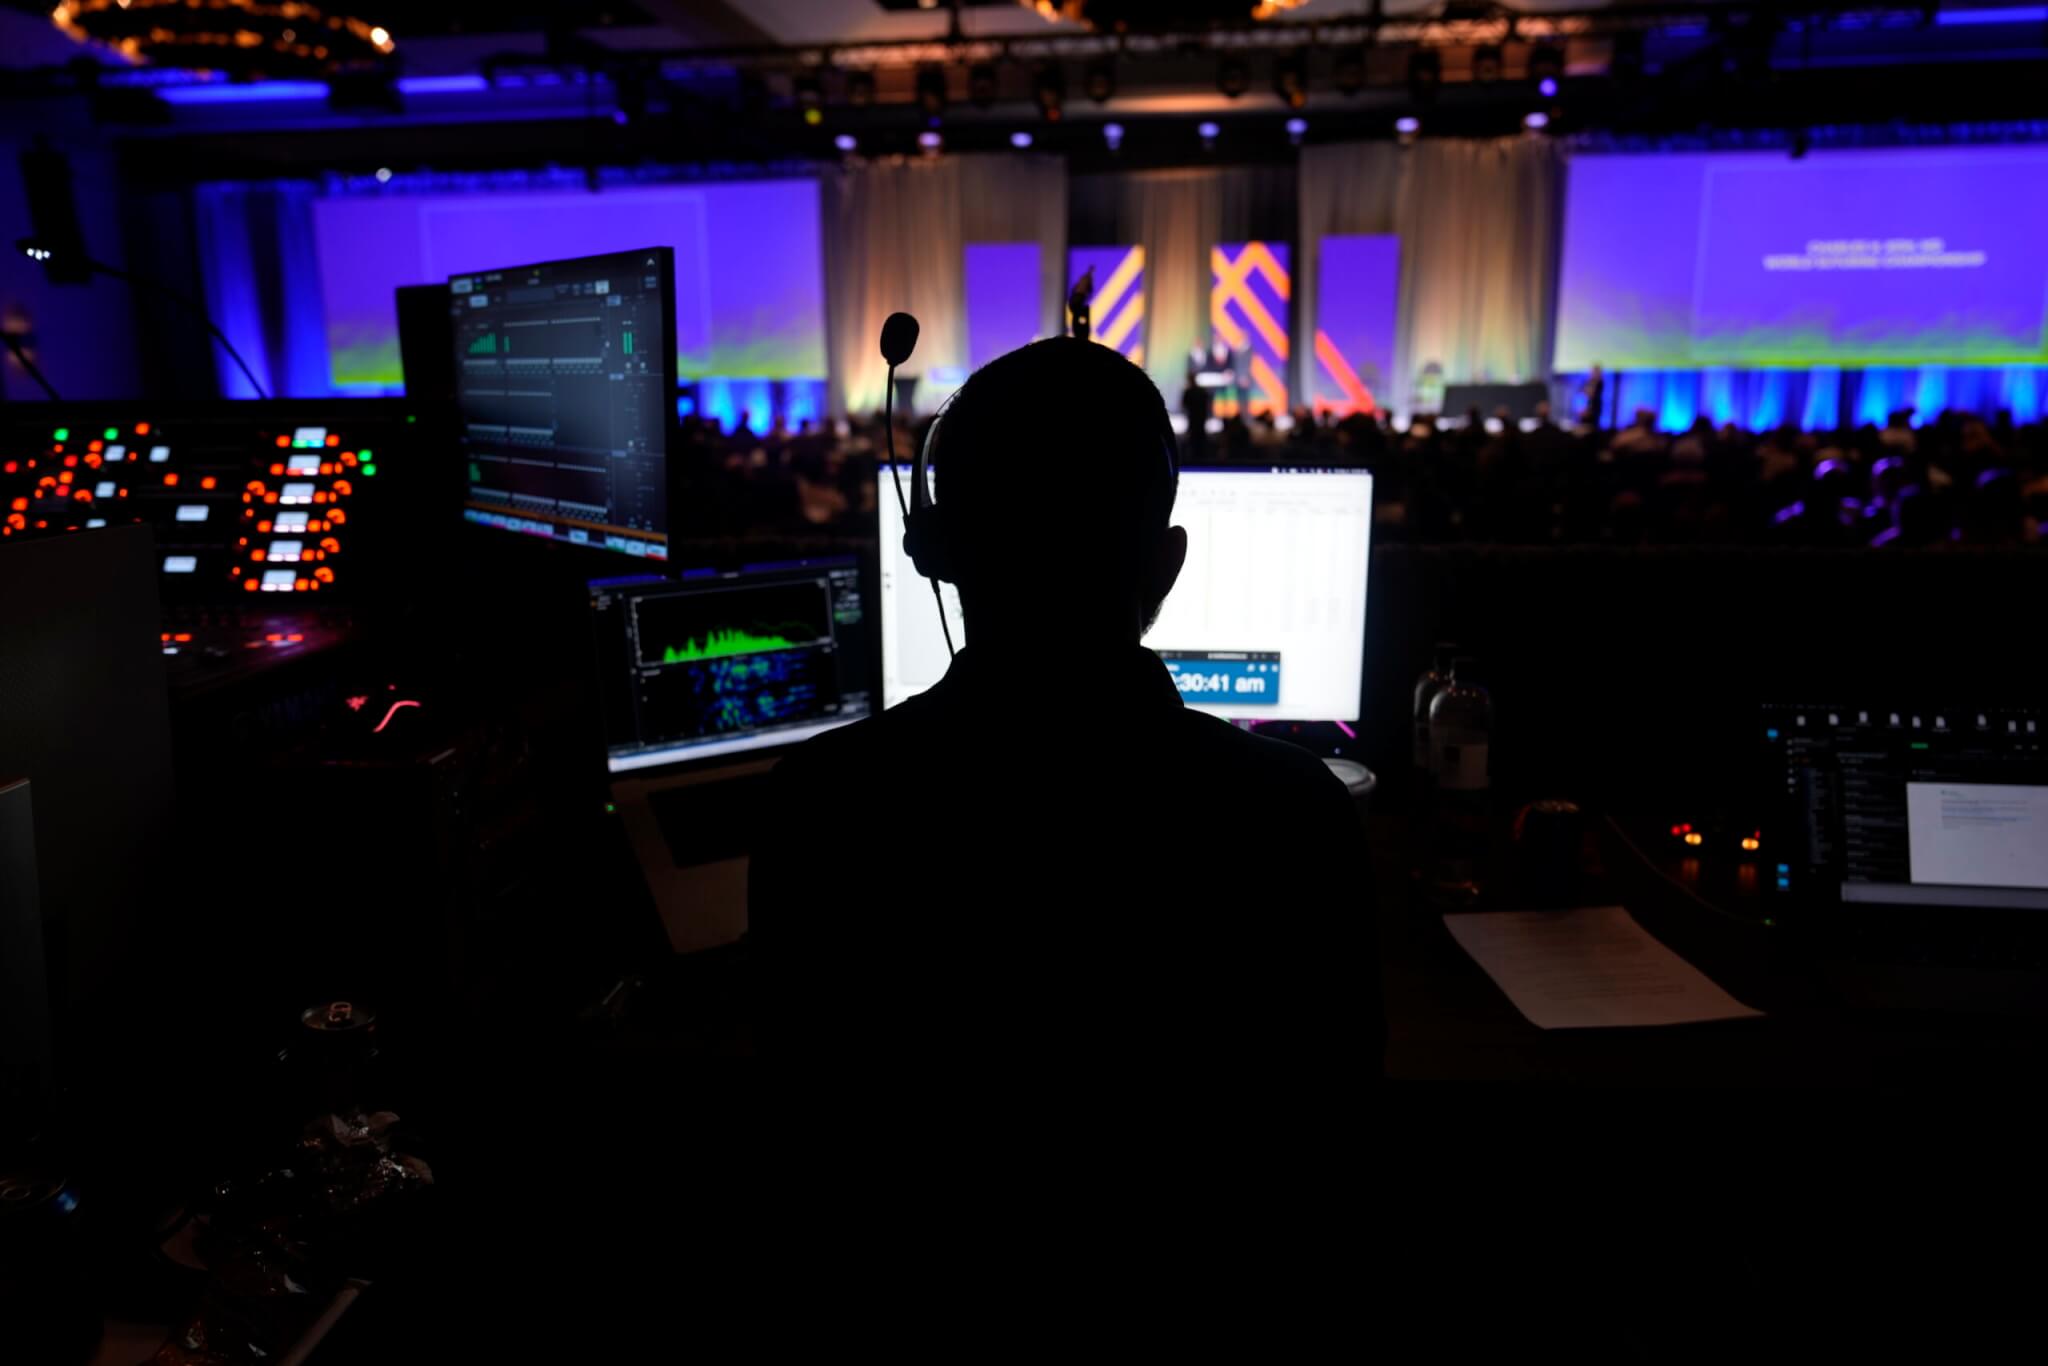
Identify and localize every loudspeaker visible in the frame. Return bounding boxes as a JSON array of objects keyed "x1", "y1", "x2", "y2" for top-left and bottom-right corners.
[
  {"x1": 17, "y1": 140, "x2": 90, "y2": 286},
  {"x1": 396, "y1": 283, "x2": 455, "y2": 403}
]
